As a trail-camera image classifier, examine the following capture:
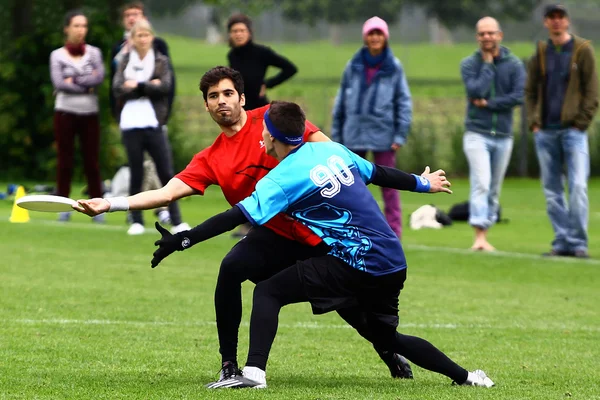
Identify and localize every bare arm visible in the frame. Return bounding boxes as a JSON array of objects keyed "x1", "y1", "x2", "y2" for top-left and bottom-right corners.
[
  {"x1": 306, "y1": 131, "x2": 331, "y2": 142},
  {"x1": 129, "y1": 178, "x2": 194, "y2": 209},
  {"x1": 73, "y1": 178, "x2": 195, "y2": 216}
]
